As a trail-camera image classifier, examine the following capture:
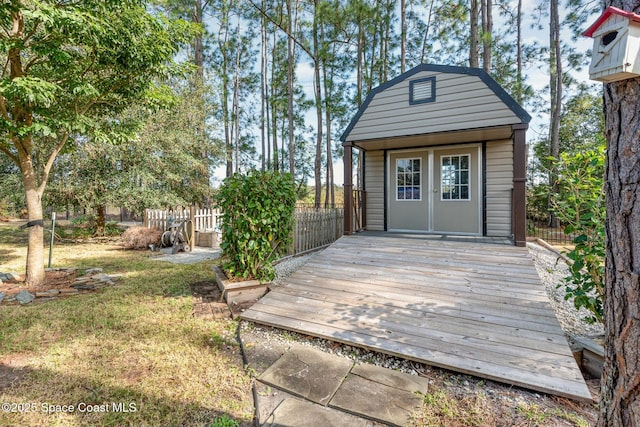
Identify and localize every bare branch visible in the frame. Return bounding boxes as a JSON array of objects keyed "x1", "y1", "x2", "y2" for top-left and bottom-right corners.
[{"x1": 246, "y1": 0, "x2": 314, "y2": 59}]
